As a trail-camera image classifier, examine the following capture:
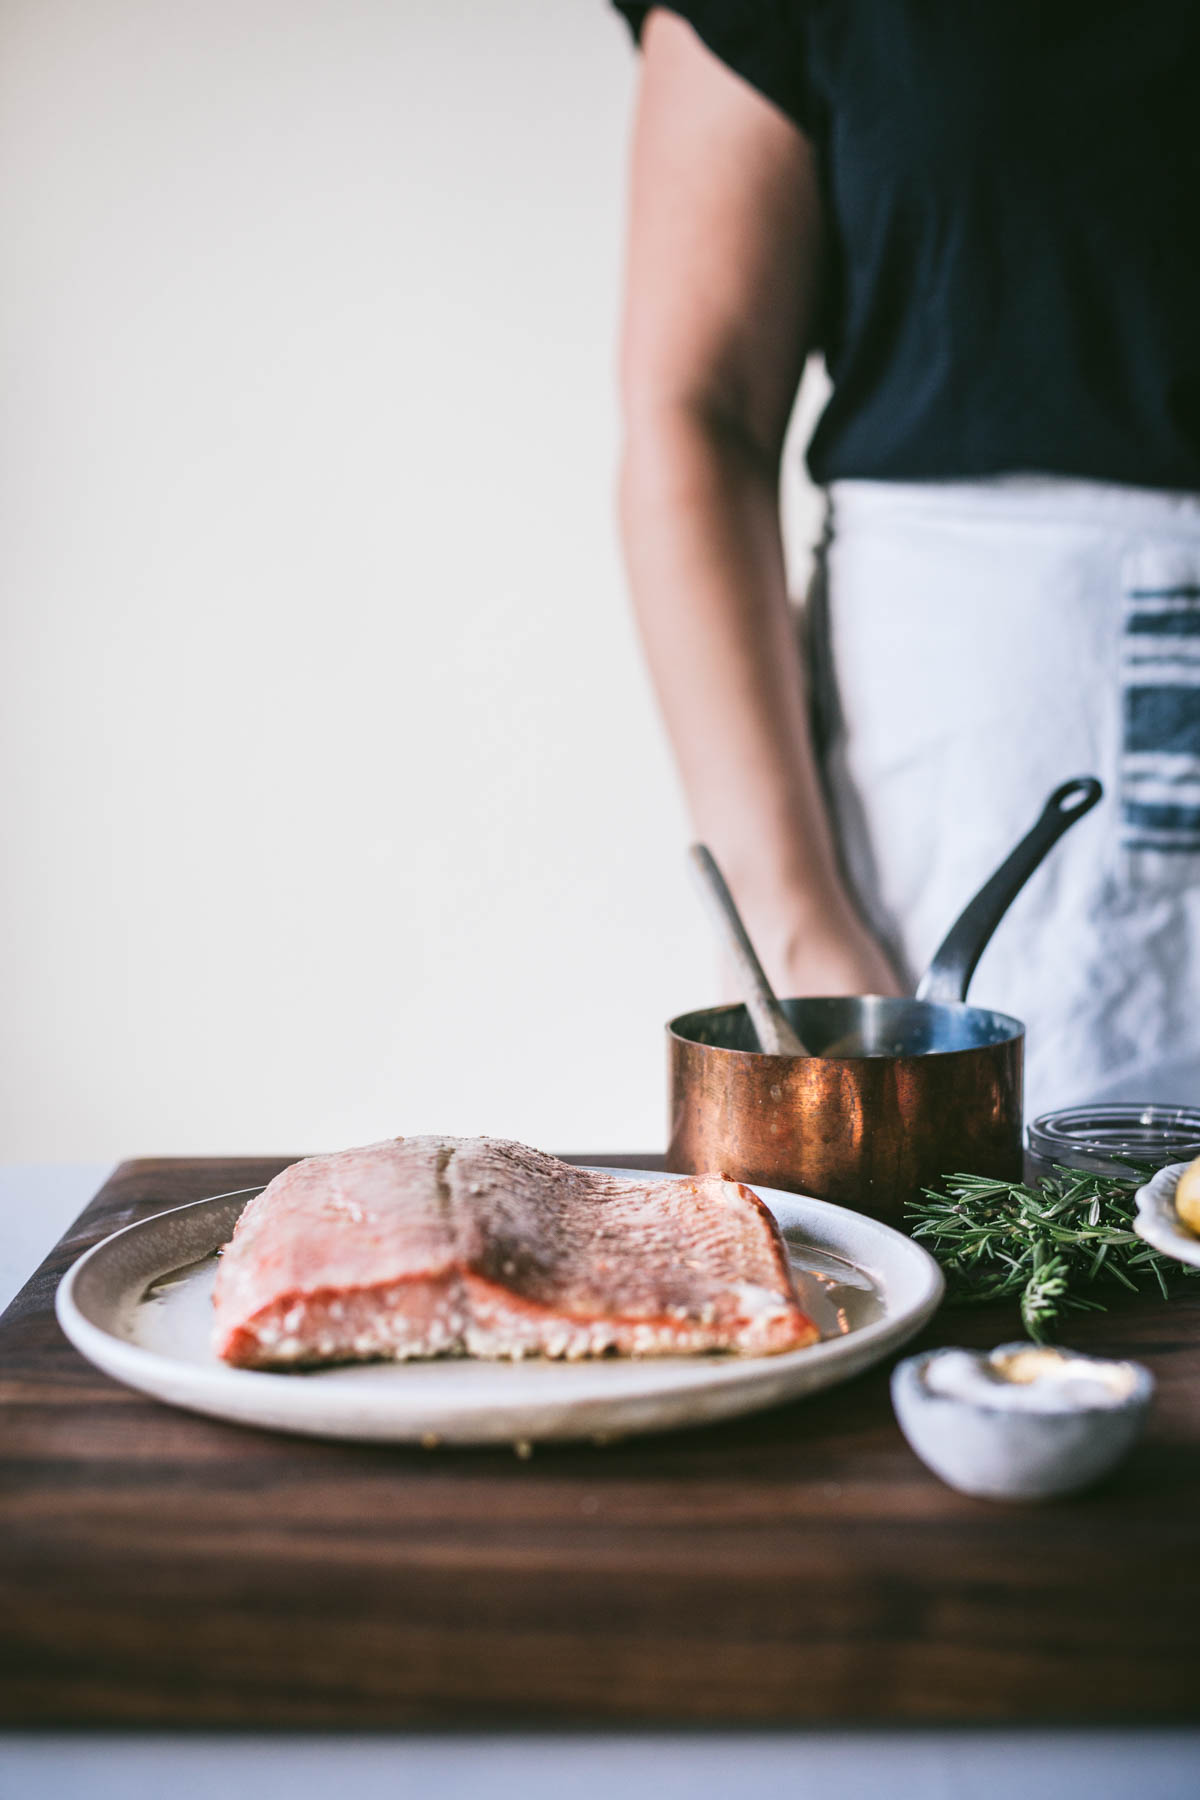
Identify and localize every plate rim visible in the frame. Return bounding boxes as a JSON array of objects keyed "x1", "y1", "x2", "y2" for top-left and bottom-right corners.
[
  {"x1": 1134, "y1": 1162, "x2": 1200, "y2": 1268},
  {"x1": 55, "y1": 1167, "x2": 945, "y2": 1443}
]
